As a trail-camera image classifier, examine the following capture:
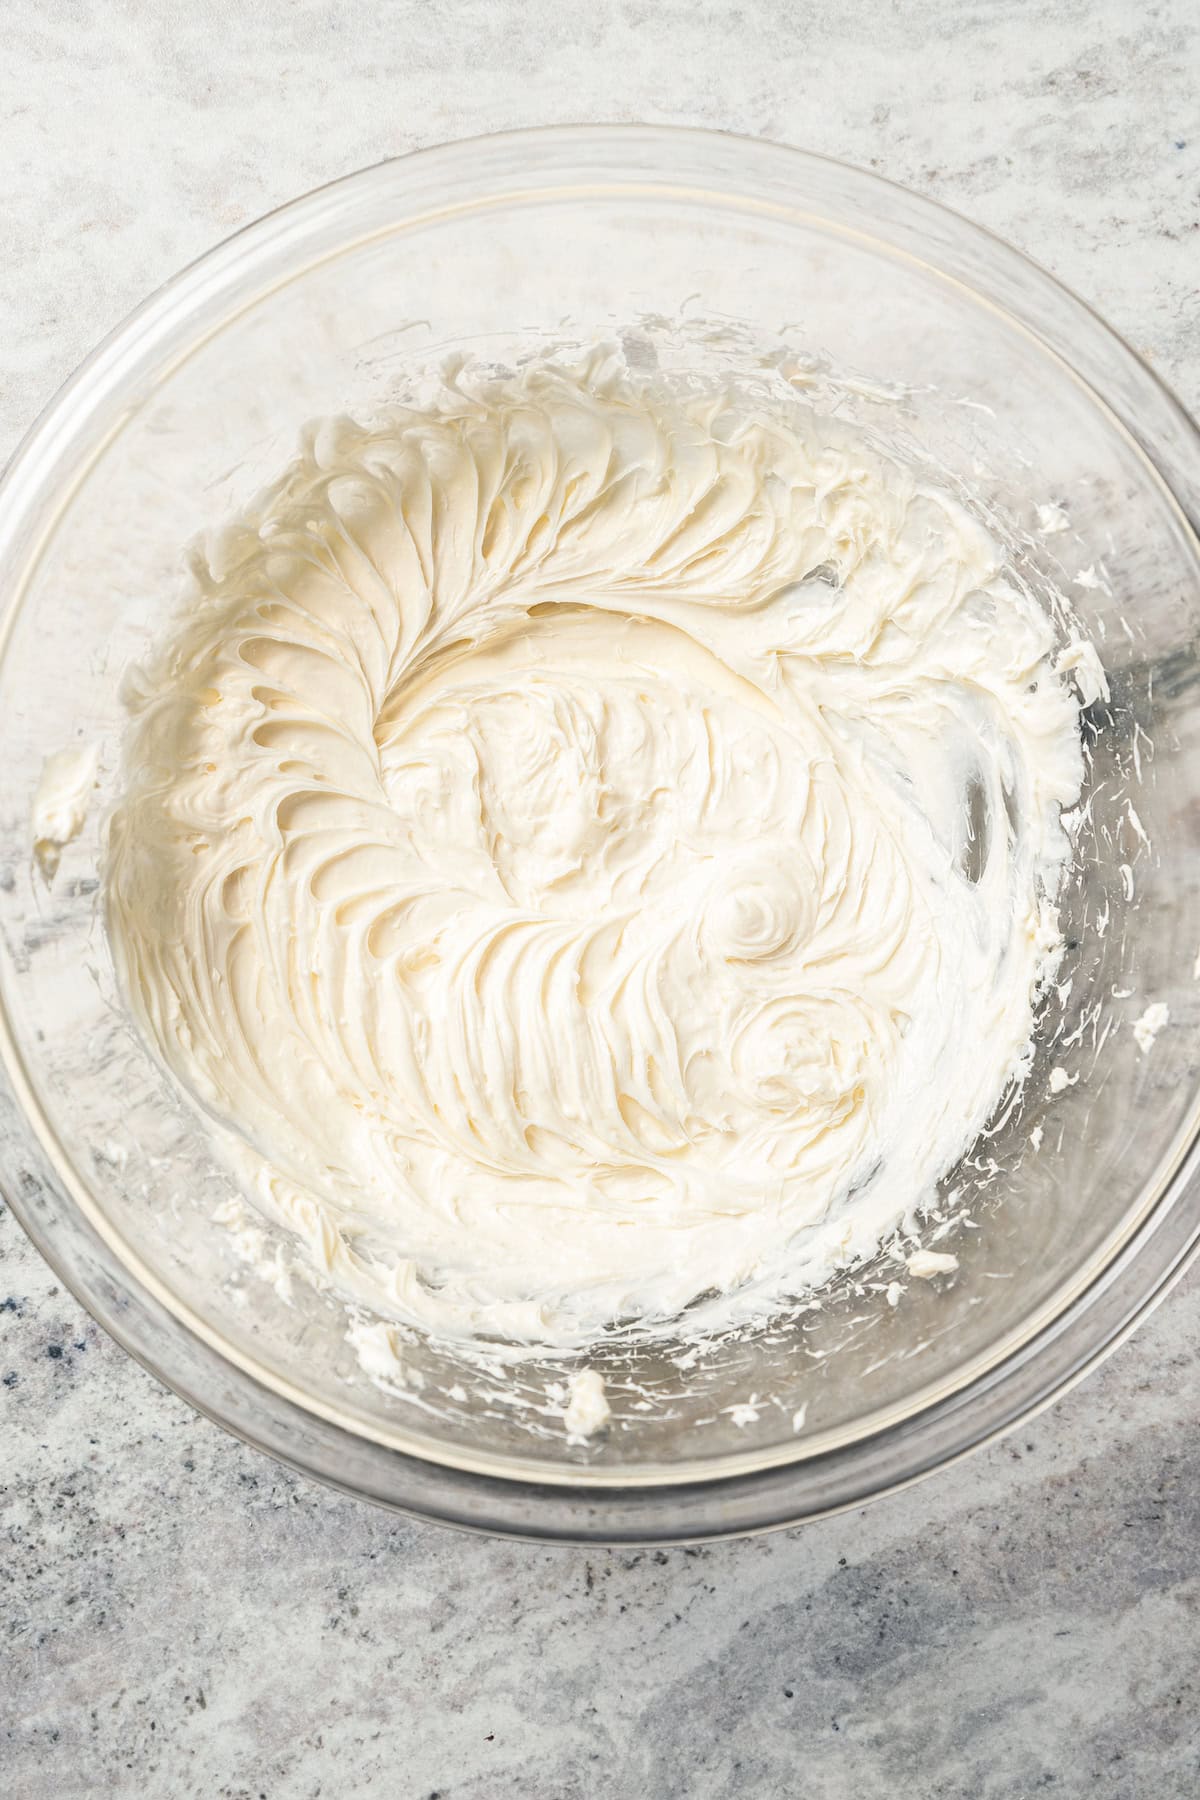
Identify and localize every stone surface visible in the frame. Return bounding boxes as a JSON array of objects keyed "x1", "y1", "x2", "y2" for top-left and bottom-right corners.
[{"x1": 3, "y1": 2, "x2": 1199, "y2": 1794}]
